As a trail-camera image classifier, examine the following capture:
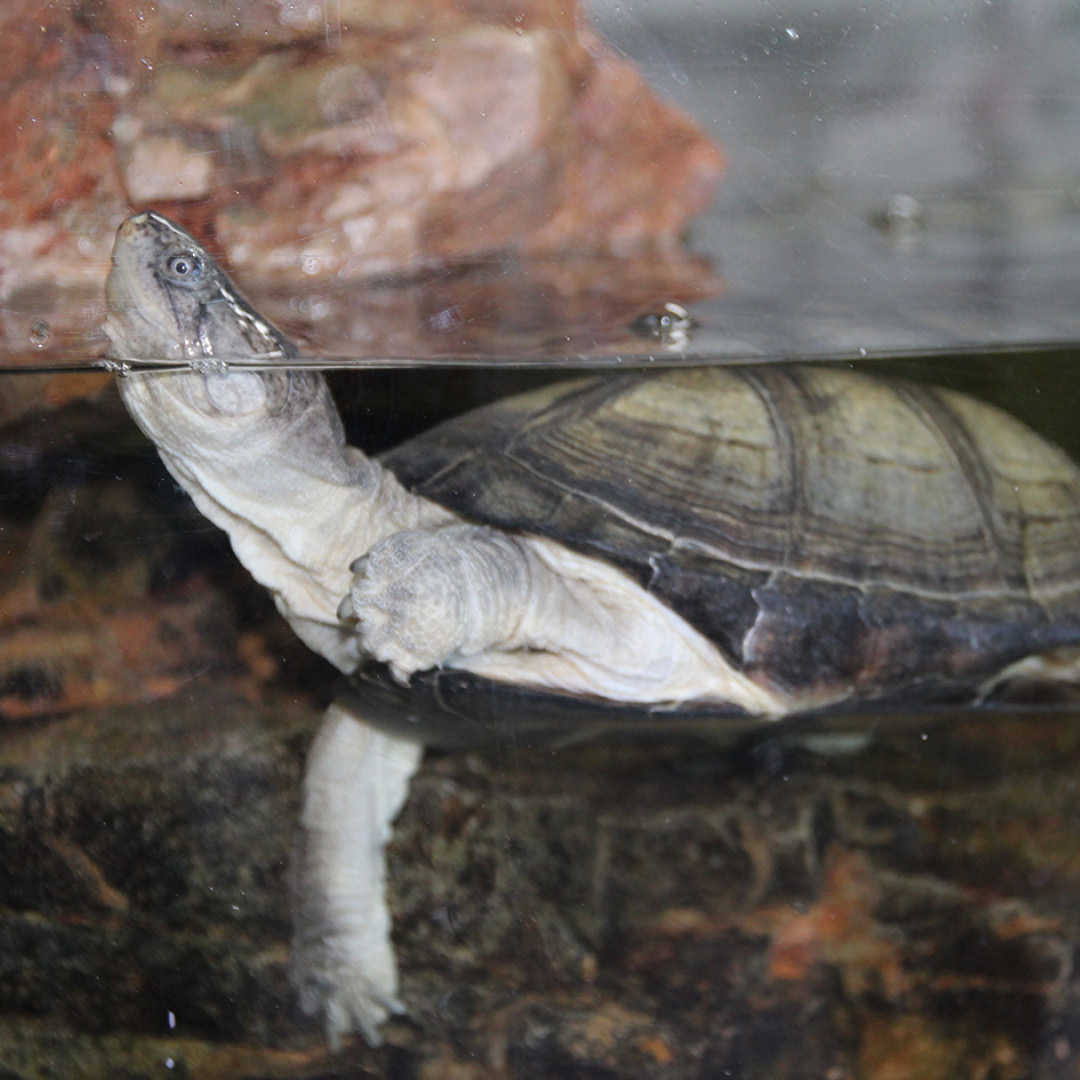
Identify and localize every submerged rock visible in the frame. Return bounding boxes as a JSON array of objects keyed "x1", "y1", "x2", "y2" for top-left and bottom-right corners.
[{"x1": 2, "y1": 686, "x2": 1080, "y2": 1078}]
